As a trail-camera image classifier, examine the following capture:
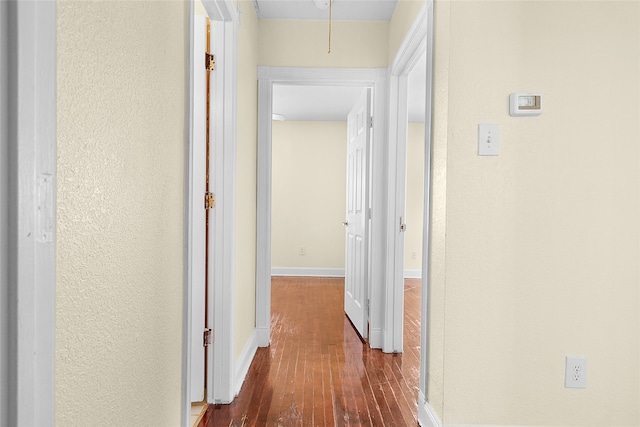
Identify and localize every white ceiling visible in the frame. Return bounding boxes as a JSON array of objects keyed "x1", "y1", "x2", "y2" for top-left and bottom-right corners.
[
  {"x1": 254, "y1": 0, "x2": 398, "y2": 21},
  {"x1": 261, "y1": 0, "x2": 426, "y2": 123}
]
